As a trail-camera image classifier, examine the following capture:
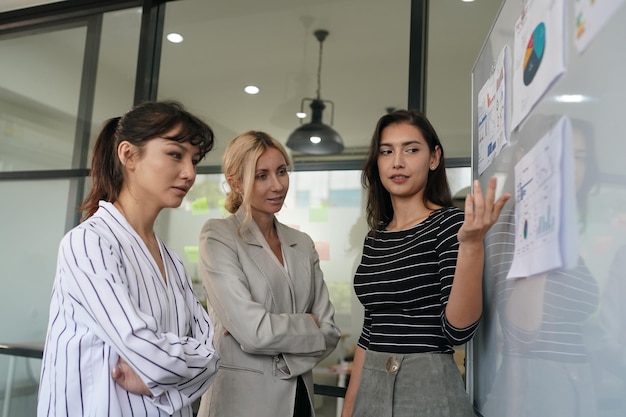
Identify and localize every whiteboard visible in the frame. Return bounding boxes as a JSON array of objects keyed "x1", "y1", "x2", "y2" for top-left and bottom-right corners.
[{"x1": 471, "y1": 1, "x2": 626, "y2": 416}]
